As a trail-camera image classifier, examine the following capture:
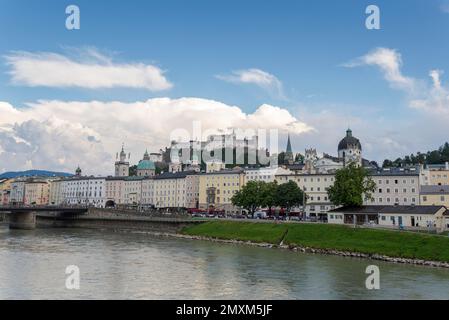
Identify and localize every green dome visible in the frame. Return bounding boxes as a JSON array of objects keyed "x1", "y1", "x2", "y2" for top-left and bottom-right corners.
[{"x1": 137, "y1": 159, "x2": 156, "y2": 170}]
